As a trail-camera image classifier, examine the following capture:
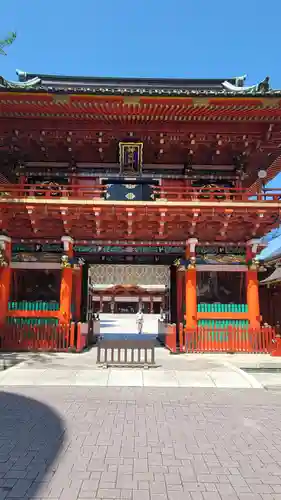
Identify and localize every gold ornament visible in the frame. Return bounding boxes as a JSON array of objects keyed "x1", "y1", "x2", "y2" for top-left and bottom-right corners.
[
  {"x1": 188, "y1": 256, "x2": 196, "y2": 269},
  {"x1": 61, "y1": 255, "x2": 71, "y2": 268},
  {"x1": 250, "y1": 257, "x2": 259, "y2": 270},
  {"x1": 0, "y1": 249, "x2": 8, "y2": 267}
]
